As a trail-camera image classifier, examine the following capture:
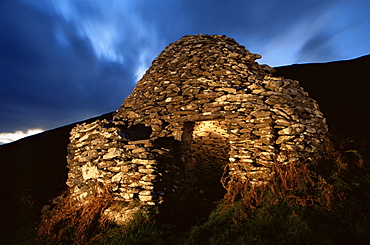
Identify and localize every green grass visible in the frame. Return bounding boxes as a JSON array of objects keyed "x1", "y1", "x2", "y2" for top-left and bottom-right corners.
[{"x1": 14, "y1": 138, "x2": 370, "y2": 244}]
